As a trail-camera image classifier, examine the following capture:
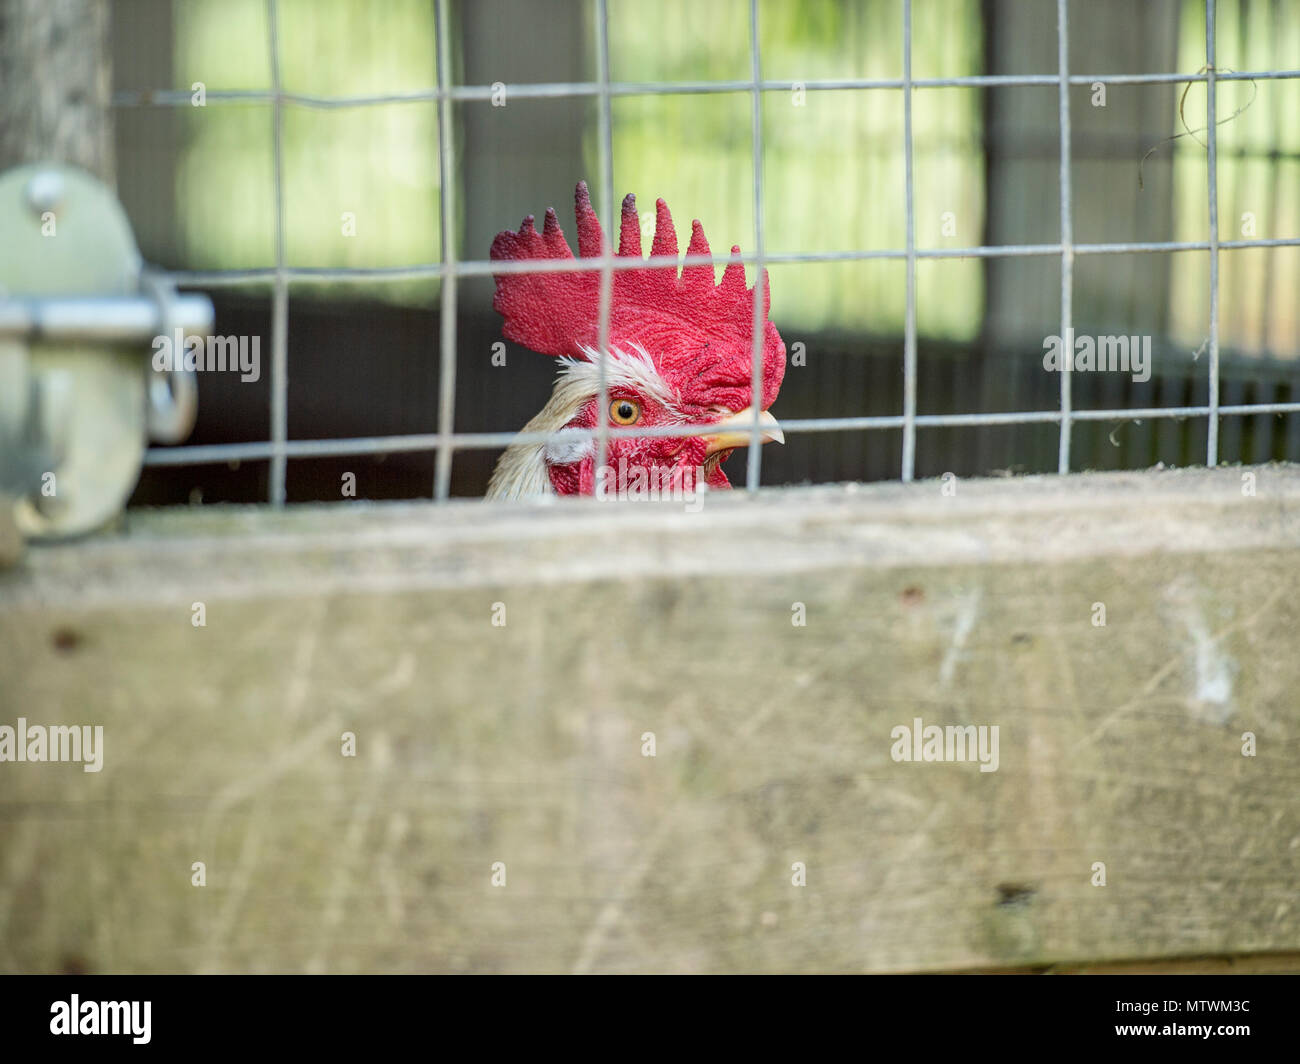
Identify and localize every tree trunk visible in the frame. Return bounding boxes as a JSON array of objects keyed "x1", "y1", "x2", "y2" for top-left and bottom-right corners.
[{"x1": 0, "y1": 0, "x2": 115, "y2": 183}]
